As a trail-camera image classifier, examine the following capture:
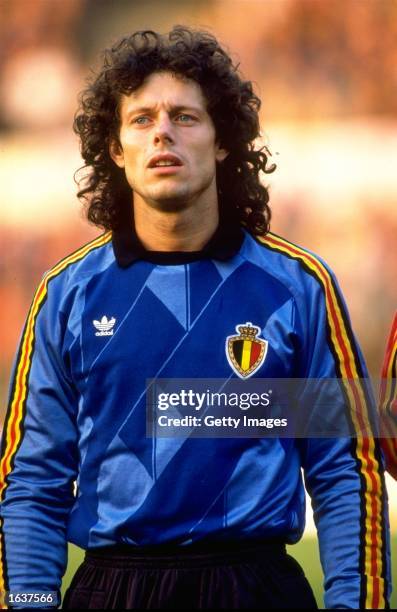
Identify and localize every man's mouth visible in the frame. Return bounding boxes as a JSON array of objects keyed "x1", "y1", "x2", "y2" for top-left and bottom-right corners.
[
  {"x1": 148, "y1": 154, "x2": 183, "y2": 168},
  {"x1": 155, "y1": 160, "x2": 178, "y2": 167}
]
